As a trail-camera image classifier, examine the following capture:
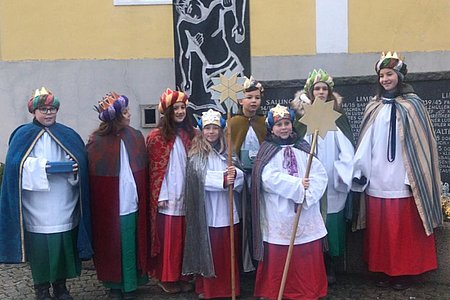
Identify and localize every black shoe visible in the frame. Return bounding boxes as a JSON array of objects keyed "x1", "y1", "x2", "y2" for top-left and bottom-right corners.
[
  {"x1": 375, "y1": 274, "x2": 392, "y2": 288},
  {"x1": 392, "y1": 282, "x2": 411, "y2": 290},
  {"x1": 391, "y1": 276, "x2": 413, "y2": 291},
  {"x1": 34, "y1": 283, "x2": 53, "y2": 300},
  {"x1": 375, "y1": 279, "x2": 391, "y2": 288},
  {"x1": 108, "y1": 289, "x2": 123, "y2": 299},
  {"x1": 52, "y1": 279, "x2": 73, "y2": 300},
  {"x1": 123, "y1": 291, "x2": 137, "y2": 300}
]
